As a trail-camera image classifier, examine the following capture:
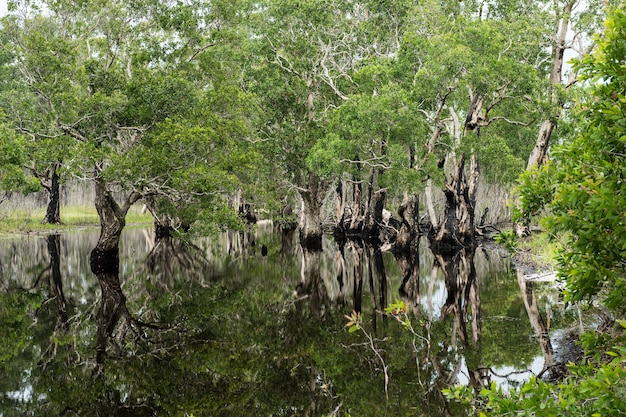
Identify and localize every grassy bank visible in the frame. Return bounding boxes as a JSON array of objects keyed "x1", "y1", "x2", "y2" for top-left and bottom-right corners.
[
  {"x1": 0, "y1": 204, "x2": 153, "y2": 235},
  {"x1": 510, "y1": 230, "x2": 560, "y2": 273}
]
